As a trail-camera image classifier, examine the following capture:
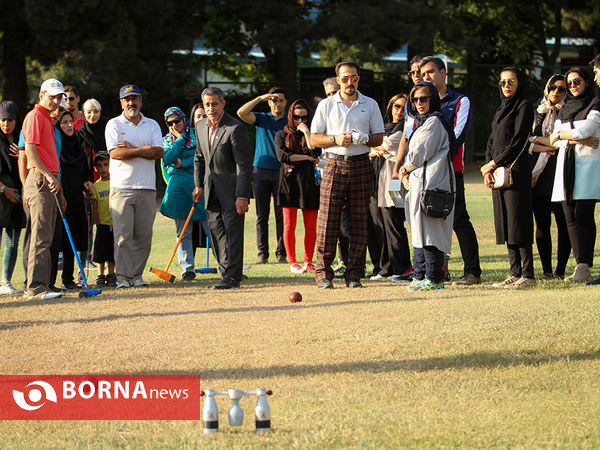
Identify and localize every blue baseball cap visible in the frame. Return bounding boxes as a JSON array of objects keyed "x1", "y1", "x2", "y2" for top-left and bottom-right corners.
[{"x1": 119, "y1": 84, "x2": 142, "y2": 99}]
